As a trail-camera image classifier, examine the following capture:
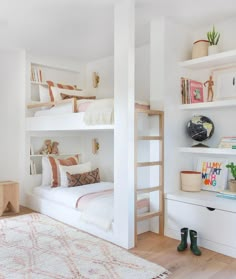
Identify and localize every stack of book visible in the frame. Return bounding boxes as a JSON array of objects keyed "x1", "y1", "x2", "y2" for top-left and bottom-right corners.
[
  {"x1": 216, "y1": 190, "x2": 236, "y2": 200},
  {"x1": 218, "y1": 136, "x2": 236, "y2": 149},
  {"x1": 31, "y1": 67, "x2": 43, "y2": 83},
  {"x1": 181, "y1": 78, "x2": 204, "y2": 104}
]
